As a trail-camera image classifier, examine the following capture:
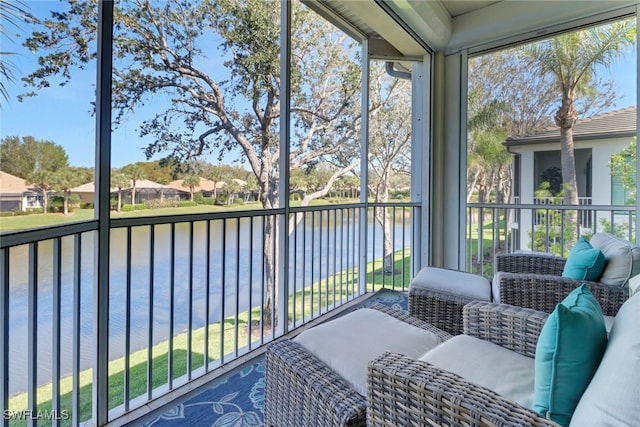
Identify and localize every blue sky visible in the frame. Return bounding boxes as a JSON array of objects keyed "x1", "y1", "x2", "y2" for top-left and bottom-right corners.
[{"x1": 0, "y1": 2, "x2": 637, "y2": 169}]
